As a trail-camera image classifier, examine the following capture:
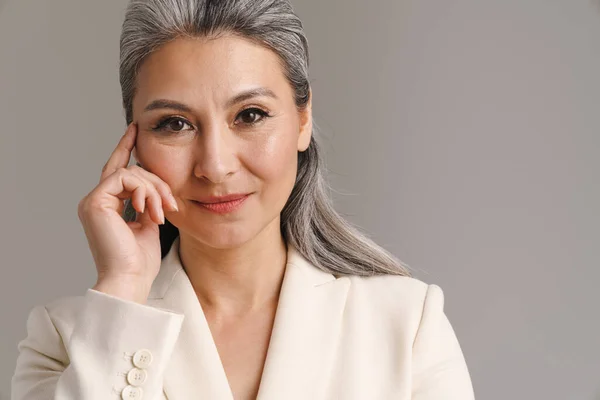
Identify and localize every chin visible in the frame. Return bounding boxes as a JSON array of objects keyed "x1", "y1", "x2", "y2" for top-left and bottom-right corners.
[{"x1": 185, "y1": 223, "x2": 258, "y2": 250}]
